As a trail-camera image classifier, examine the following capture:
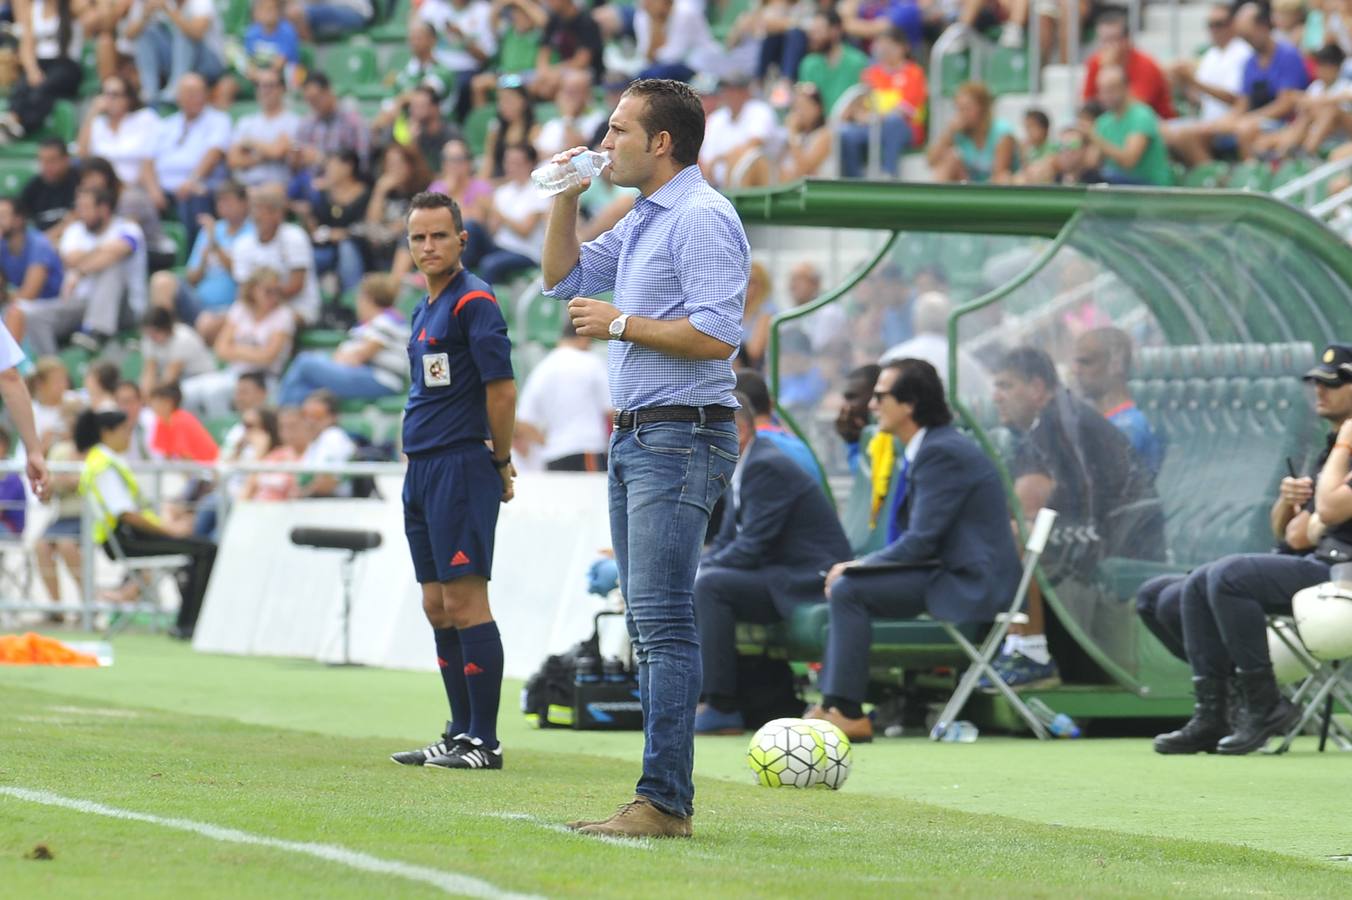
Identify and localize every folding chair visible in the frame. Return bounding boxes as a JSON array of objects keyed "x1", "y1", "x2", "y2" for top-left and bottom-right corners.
[
  {"x1": 1267, "y1": 618, "x2": 1352, "y2": 753},
  {"x1": 1268, "y1": 586, "x2": 1352, "y2": 754},
  {"x1": 85, "y1": 497, "x2": 189, "y2": 638},
  {"x1": 930, "y1": 508, "x2": 1058, "y2": 741}
]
